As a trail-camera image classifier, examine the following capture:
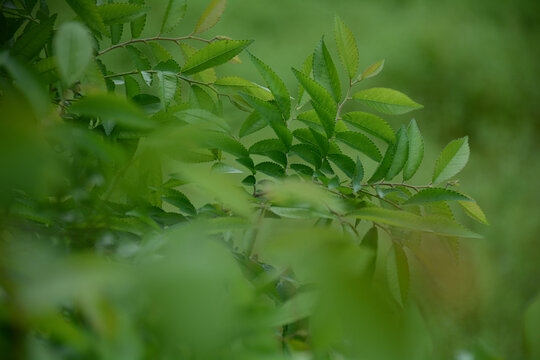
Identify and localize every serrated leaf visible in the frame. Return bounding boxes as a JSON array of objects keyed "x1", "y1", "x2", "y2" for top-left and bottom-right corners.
[
  {"x1": 404, "y1": 188, "x2": 471, "y2": 205},
  {"x1": 249, "y1": 139, "x2": 286, "y2": 154},
  {"x1": 175, "y1": 108, "x2": 230, "y2": 133},
  {"x1": 361, "y1": 59, "x2": 385, "y2": 80},
  {"x1": 432, "y1": 137, "x2": 470, "y2": 184},
  {"x1": 343, "y1": 112, "x2": 395, "y2": 144},
  {"x1": 235, "y1": 157, "x2": 254, "y2": 172},
  {"x1": 162, "y1": 189, "x2": 196, "y2": 215},
  {"x1": 386, "y1": 244, "x2": 409, "y2": 306},
  {"x1": 157, "y1": 71, "x2": 177, "y2": 110},
  {"x1": 248, "y1": 51, "x2": 291, "y2": 119},
  {"x1": 353, "y1": 87, "x2": 423, "y2": 115},
  {"x1": 150, "y1": 42, "x2": 172, "y2": 62},
  {"x1": 160, "y1": 0, "x2": 187, "y2": 33},
  {"x1": 403, "y1": 119, "x2": 424, "y2": 181},
  {"x1": 65, "y1": 0, "x2": 109, "y2": 36},
  {"x1": 335, "y1": 131, "x2": 381, "y2": 162},
  {"x1": 70, "y1": 94, "x2": 153, "y2": 129},
  {"x1": 292, "y1": 68, "x2": 337, "y2": 138},
  {"x1": 194, "y1": 0, "x2": 226, "y2": 34},
  {"x1": 240, "y1": 93, "x2": 292, "y2": 149},
  {"x1": 181, "y1": 40, "x2": 252, "y2": 75},
  {"x1": 255, "y1": 162, "x2": 285, "y2": 178},
  {"x1": 334, "y1": 16, "x2": 358, "y2": 80},
  {"x1": 11, "y1": 14, "x2": 55, "y2": 60},
  {"x1": 313, "y1": 37, "x2": 341, "y2": 102},
  {"x1": 126, "y1": 45, "x2": 151, "y2": 71},
  {"x1": 290, "y1": 144, "x2": 322, "y2": 168},
  {"x1": 211, "y1": 162, "x2": 243, "y2": 174},
  {"x1": 352, "y1": 156, "x2": 364, "y2": 192},
  {"x1": 34, "y1": 56, "x2": 59, "y2": 84},
  {"x1": 204, "y1": 132, "x2": 248, "y2": 158},
  {"x1": 178, "y1": 43, "x2": 217, "y2": 83},
  {"x1": 349, "y1": 207, "x2": 481, "y2": 238},
  {"x1": 53, "y1": 22, "x2": 94, "y2": 86},
  {"x1": 297, "y1": 54, "x2": 313, "y2": 106},
  {"x1": 459, "y1": 200, "x2": 488, "y2": 225},
  {"x1": 97, "y1": 3, "x2": 148, "y2": 25},
  {"x1": 214, "y1": 76, "x2": 273, "y2": 101},
  {"x1": 239, "y1": 111, "x2": 267, "y2": 137},
  {"x1": 290, "y1": 163, "x2": 314, "y2": 176},
  {"x1": 110, "y1": 22, "x2": 123, "y2": 45},
  {"x1": 327, "y1": 153, "x2": 355, "y2": 178},
  {"x1": 129, "y1": 0, "x2": 146, "y2": 37},
  {"x1": 242, "y1": 175, "x2": 256, "y2": 186},
  {"x1": 368, "y1": 145, "x2": 394, "y2": 183},
  {"x1": 385, "y1": 125, "x2": 408, "y2": 180}
]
